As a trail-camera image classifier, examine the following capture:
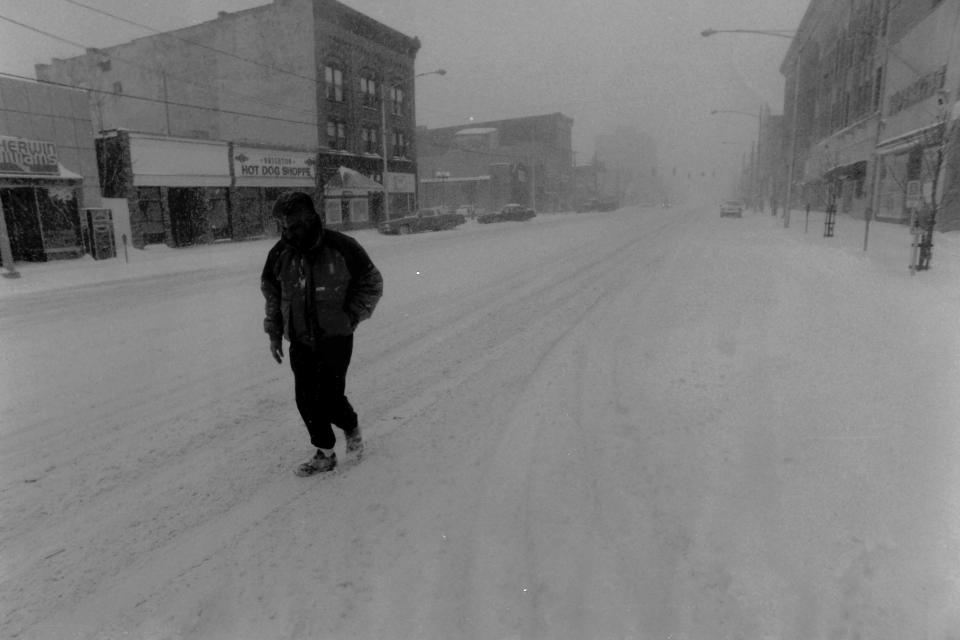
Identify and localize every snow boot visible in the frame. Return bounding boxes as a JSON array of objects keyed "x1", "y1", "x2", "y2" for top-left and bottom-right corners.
[
  {"x1": 345, "y1": 427, "x2": 364, "y2": 459},
  {"x1": 294, "y1": 450, "x2": 337, "y2": 477}
]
